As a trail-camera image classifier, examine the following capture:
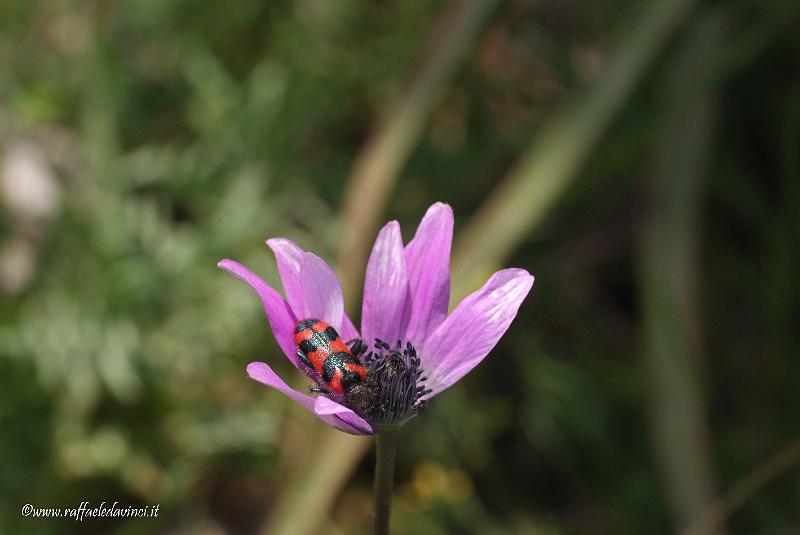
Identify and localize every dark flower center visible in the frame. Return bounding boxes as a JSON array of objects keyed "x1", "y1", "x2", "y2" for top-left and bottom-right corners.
[{"x1": 344, "y1": 339, "x2": 431, "y2": 427}]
